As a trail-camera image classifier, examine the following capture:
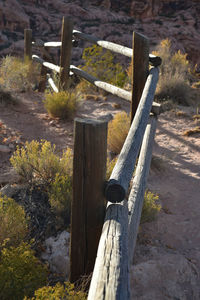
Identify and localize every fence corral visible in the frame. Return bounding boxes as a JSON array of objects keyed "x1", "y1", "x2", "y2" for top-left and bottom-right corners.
[{"x1": 24, "y1": 16, "x2": 162, "y2": 299}]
